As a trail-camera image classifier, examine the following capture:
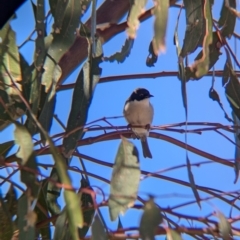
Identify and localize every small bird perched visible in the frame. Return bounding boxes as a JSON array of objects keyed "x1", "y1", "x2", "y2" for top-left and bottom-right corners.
[{"x1": 123, "y1": 88, "x2": 154, "y2": 158}]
